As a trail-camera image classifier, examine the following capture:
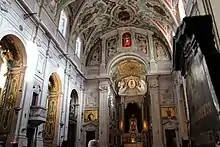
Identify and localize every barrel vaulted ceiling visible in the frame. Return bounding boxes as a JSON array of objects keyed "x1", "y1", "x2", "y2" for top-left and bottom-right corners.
[{"x1": 58, "y1": 0, "x2": 180, "y2": 54}]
